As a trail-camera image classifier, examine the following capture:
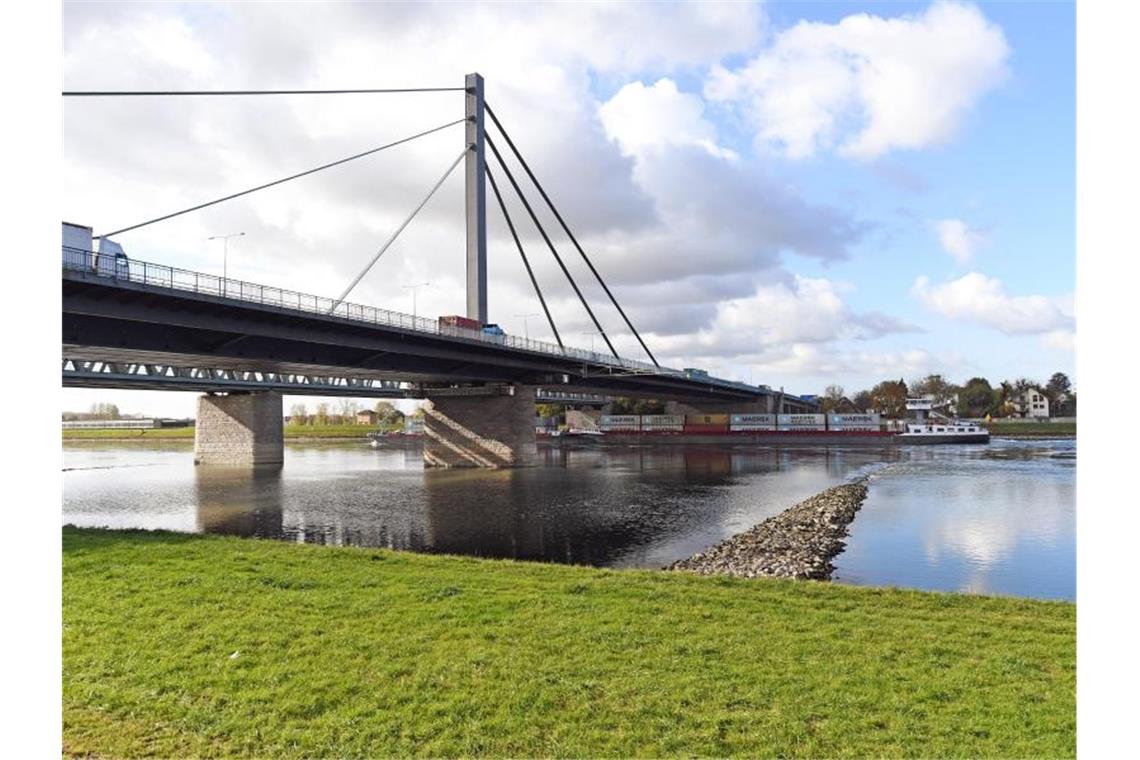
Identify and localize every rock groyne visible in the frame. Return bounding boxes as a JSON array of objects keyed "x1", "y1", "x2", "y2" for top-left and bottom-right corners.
[{"x1": 668, "y1": 480, "x2": 869, "y2": 580}]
